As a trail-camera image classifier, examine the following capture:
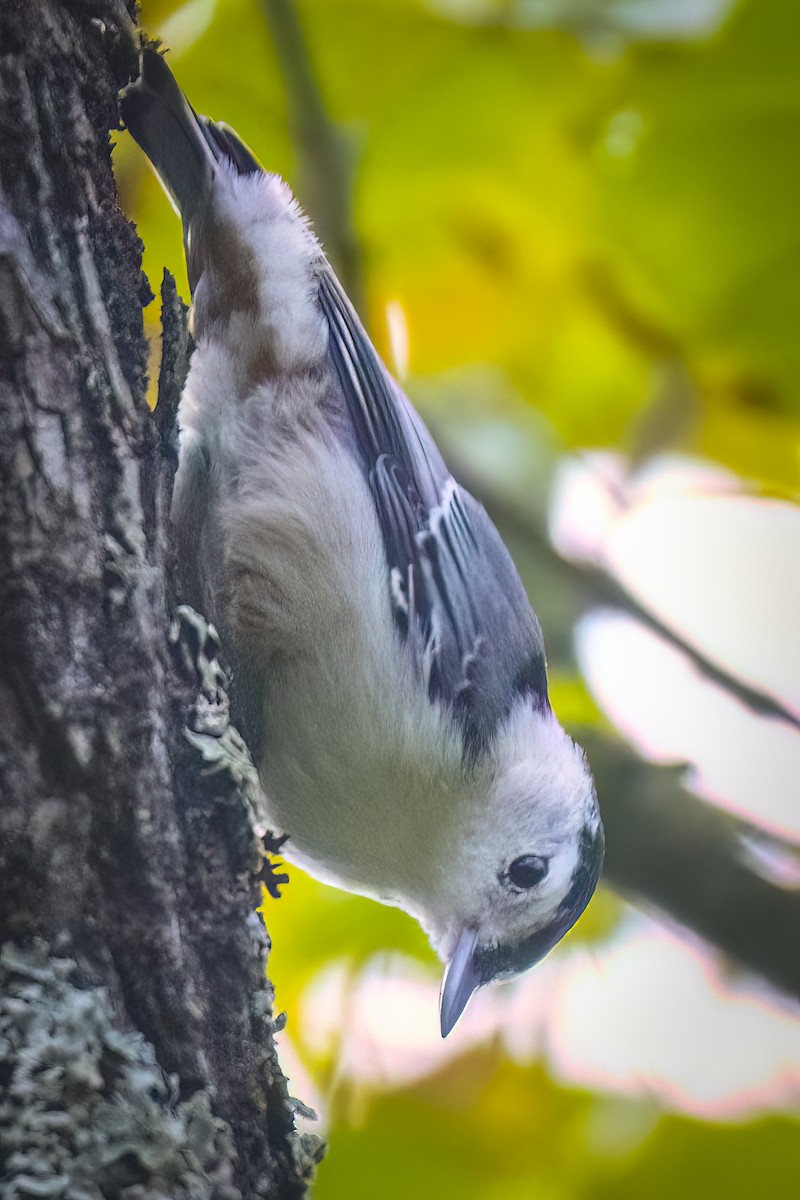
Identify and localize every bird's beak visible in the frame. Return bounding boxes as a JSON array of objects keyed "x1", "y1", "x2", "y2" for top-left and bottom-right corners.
[{"x1": 440, "y1": 926, "x2": 480, "y2": 1037}]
